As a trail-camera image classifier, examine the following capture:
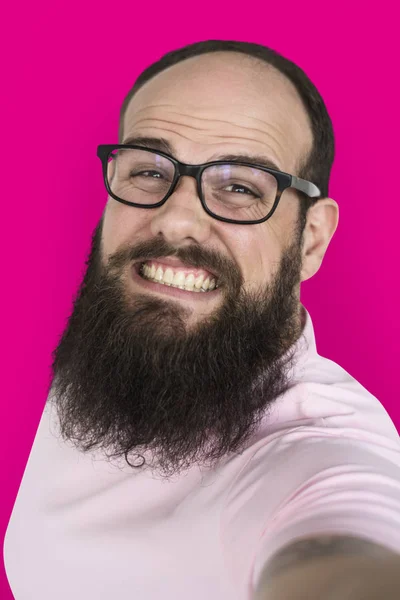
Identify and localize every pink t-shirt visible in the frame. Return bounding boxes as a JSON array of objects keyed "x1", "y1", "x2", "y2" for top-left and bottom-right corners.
[{"x1": 4, "y1": 305, "x2": 400, "y2": 600}]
